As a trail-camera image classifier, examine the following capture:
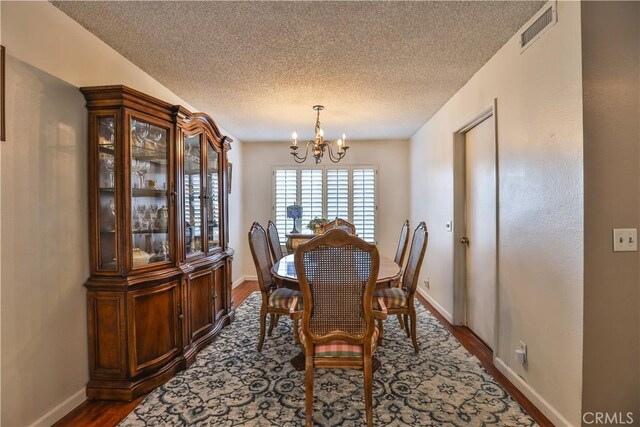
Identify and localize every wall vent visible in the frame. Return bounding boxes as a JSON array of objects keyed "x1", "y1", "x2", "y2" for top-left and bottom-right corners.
[{"x1": 520, "y1": 2, "x2": 557, "y2": 52}]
